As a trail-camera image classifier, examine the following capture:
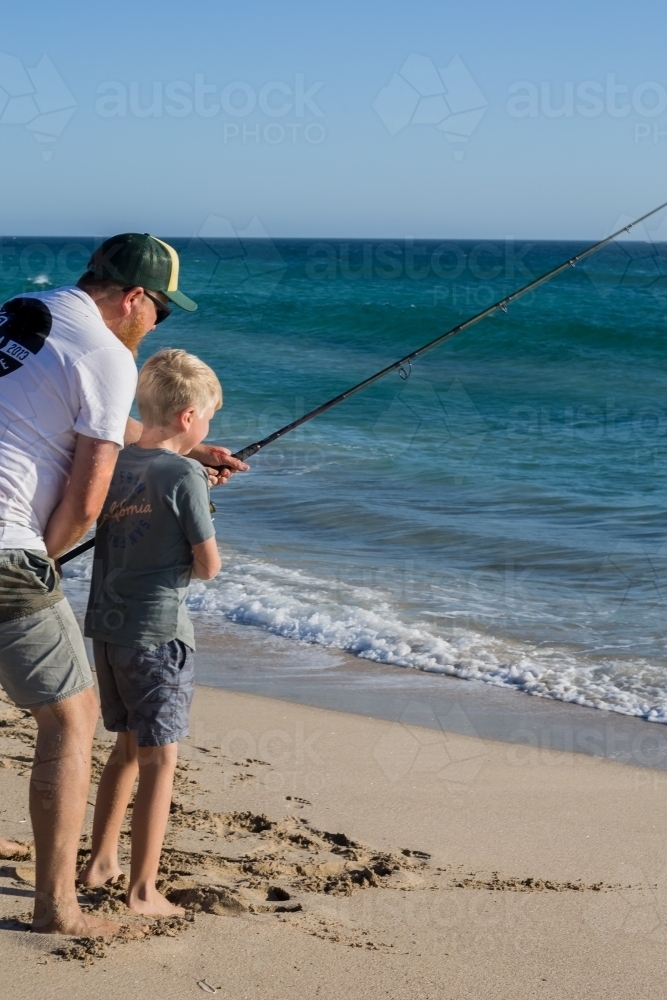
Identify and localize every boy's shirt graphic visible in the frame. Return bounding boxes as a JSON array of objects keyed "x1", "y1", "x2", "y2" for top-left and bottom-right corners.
[{"x1": 84, "y1": 444, "x2": 214, "y2": 651}]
